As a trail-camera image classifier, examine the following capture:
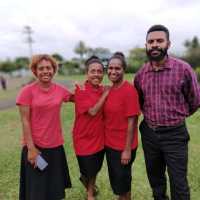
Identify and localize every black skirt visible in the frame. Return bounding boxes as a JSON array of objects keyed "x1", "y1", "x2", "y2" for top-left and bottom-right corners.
[
  {"x1": 77, "y1": 149, "x2": 105, "y2": 179},
  {"x1": 105, "y1": 146, "x2": 137, "y2": 195},
  {"x1": 19, "y1": 145, "x2": 72, "y2": 200}
]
